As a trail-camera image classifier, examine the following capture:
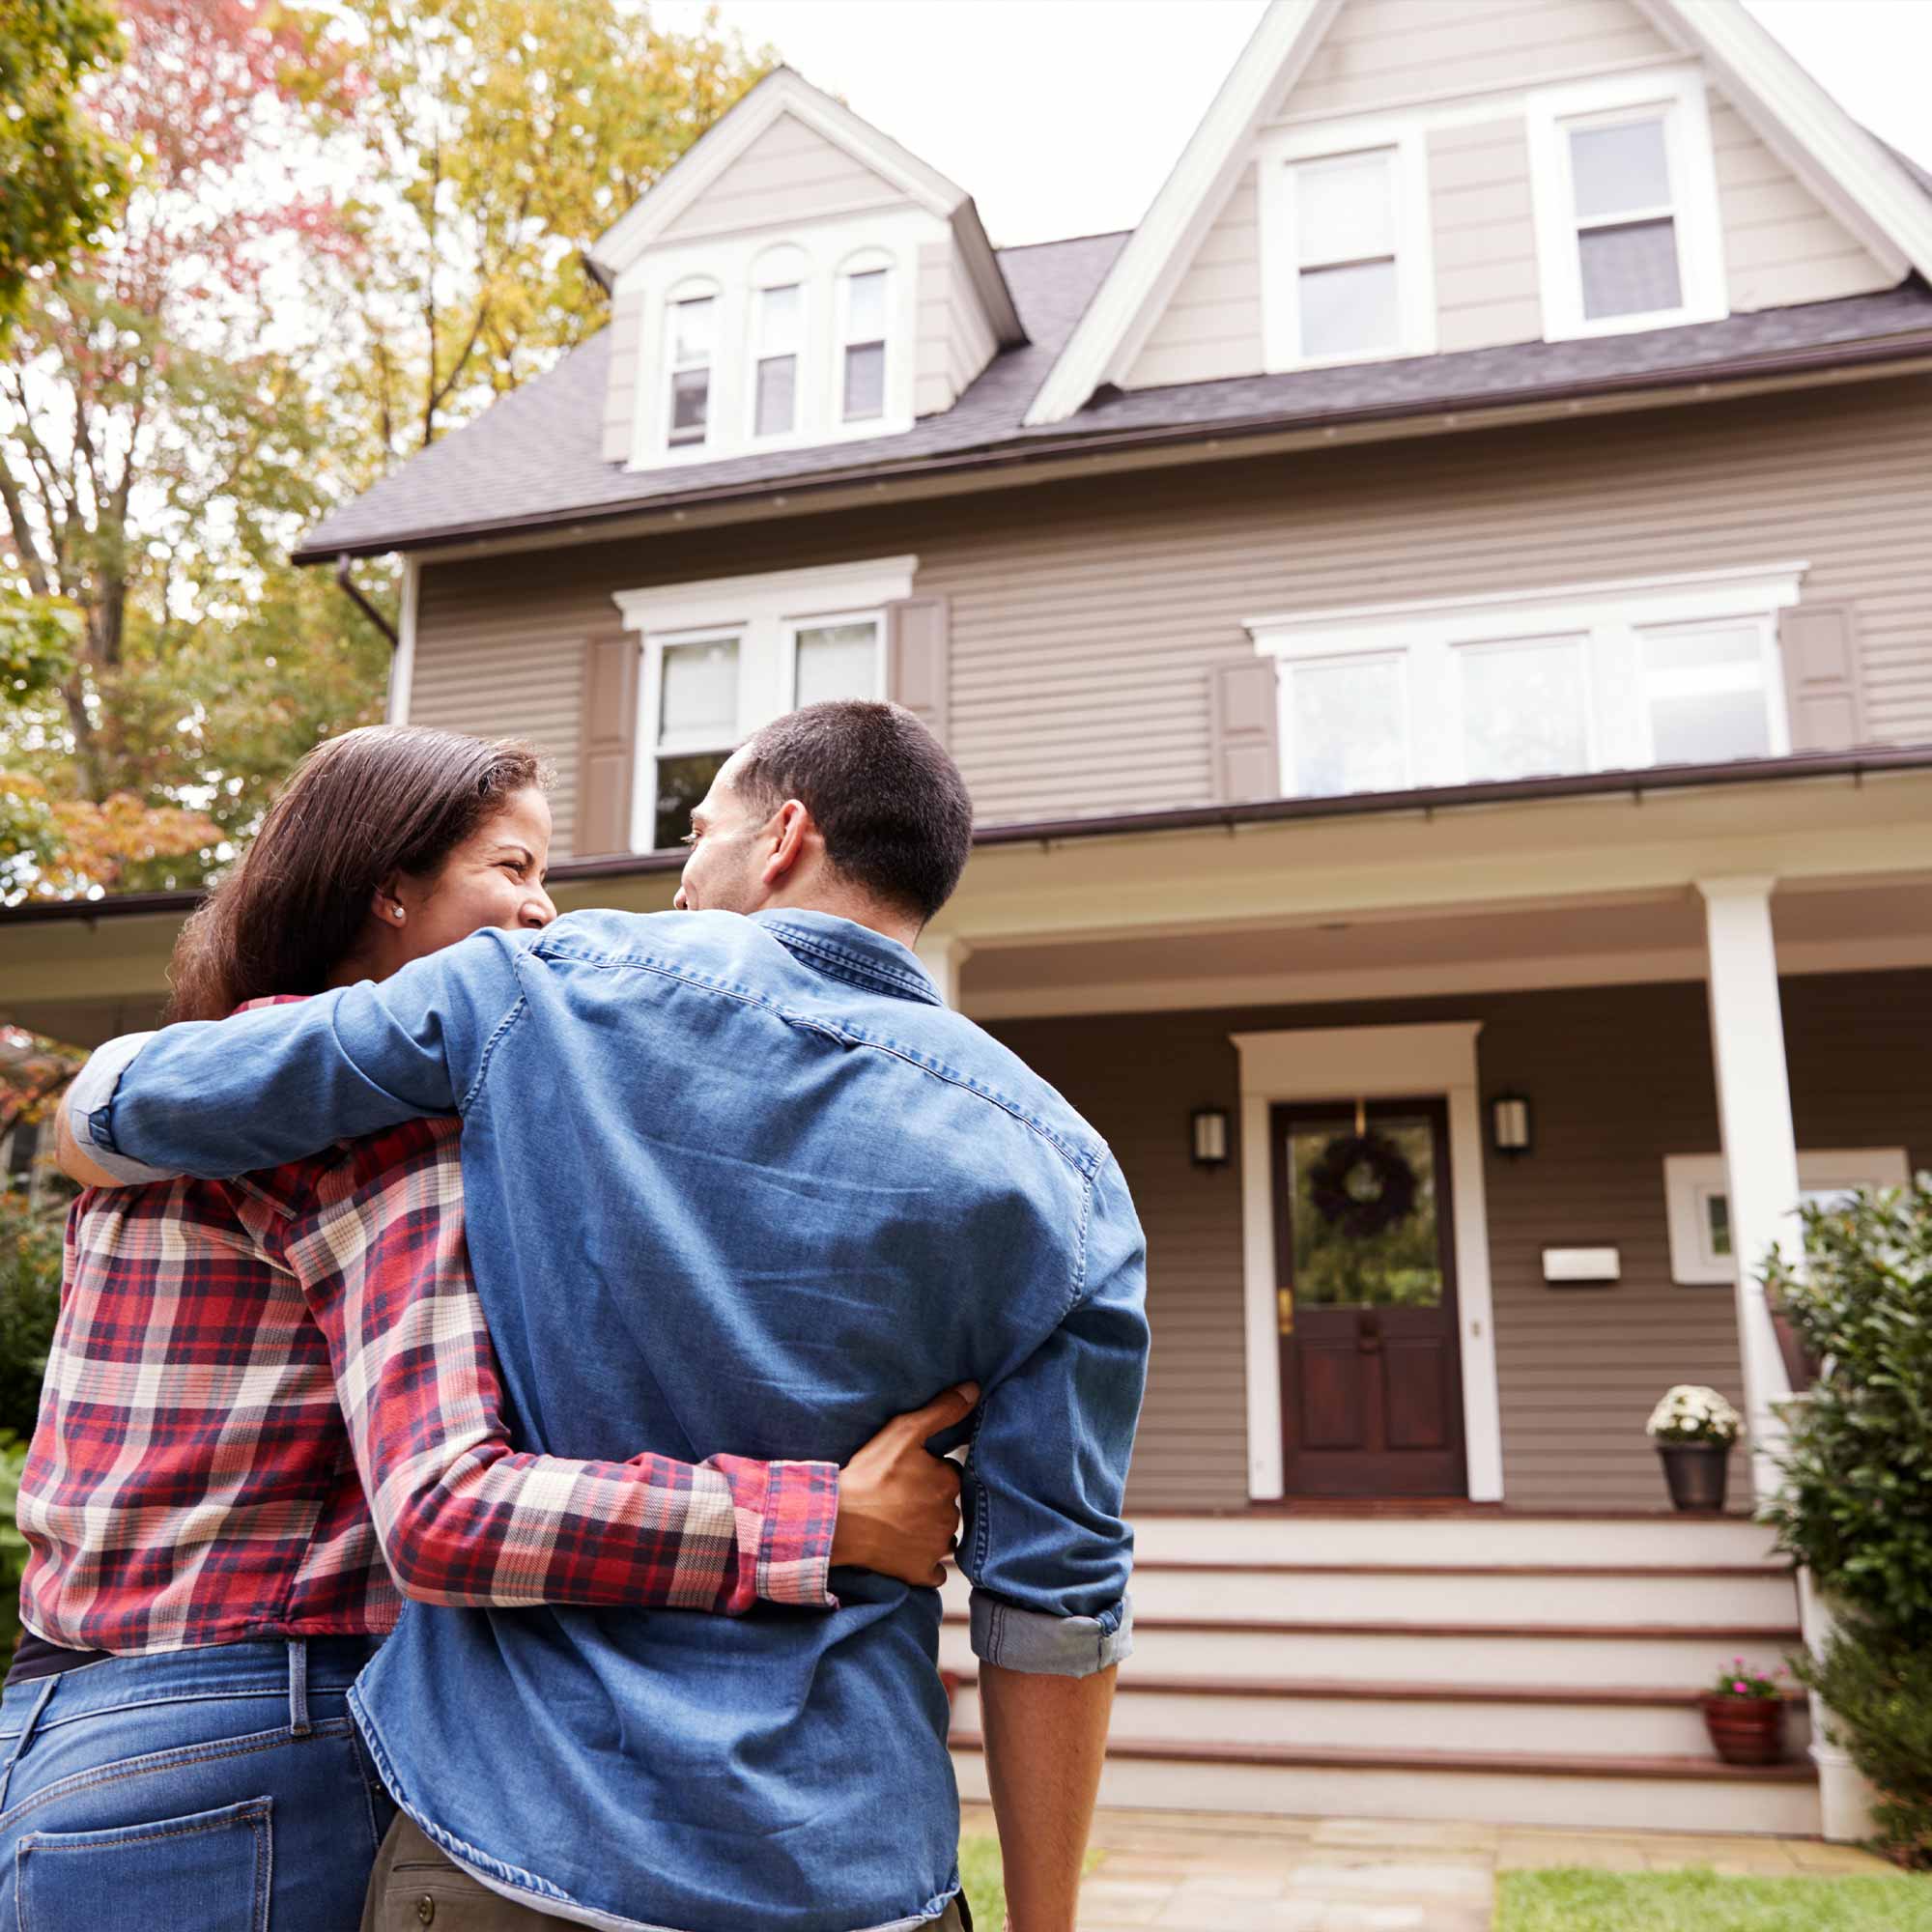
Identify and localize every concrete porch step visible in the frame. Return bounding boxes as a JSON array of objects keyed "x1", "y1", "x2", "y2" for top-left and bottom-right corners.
[
  {"x1": 948, "y1": 1672, "x2": 1811, "y2": 1761},
  {"x1": 939, "y1": 1613, "x2": 1805, "y2": 1688},
  {"x1": 1075, "y1": 1559, "x2": 1797, "y2": 1627},
  {"x1": 950, "y1": 1732, "x2": 1823, "y2": 1836},
  {"x1": 1125, "y1": 1514, "x2": 1784, "y2": 1570}
]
